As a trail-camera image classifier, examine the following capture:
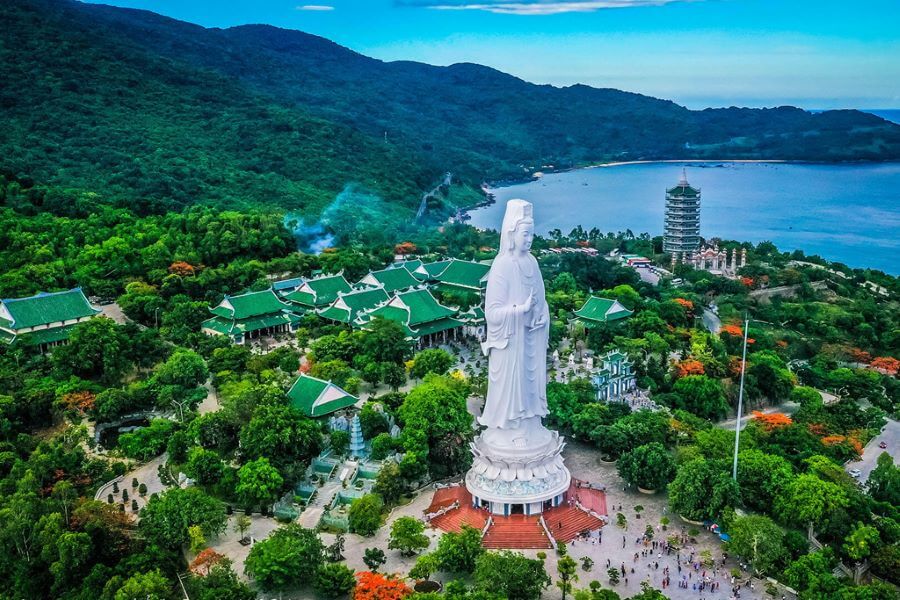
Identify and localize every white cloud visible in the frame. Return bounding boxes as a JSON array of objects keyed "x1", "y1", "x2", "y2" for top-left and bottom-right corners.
[
  {"x1": 406, "y1": 0, "x2": 690, "y2": 15},
  {"x1": 296, "y1": 4, "x2": 335, "y2": 10}
]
